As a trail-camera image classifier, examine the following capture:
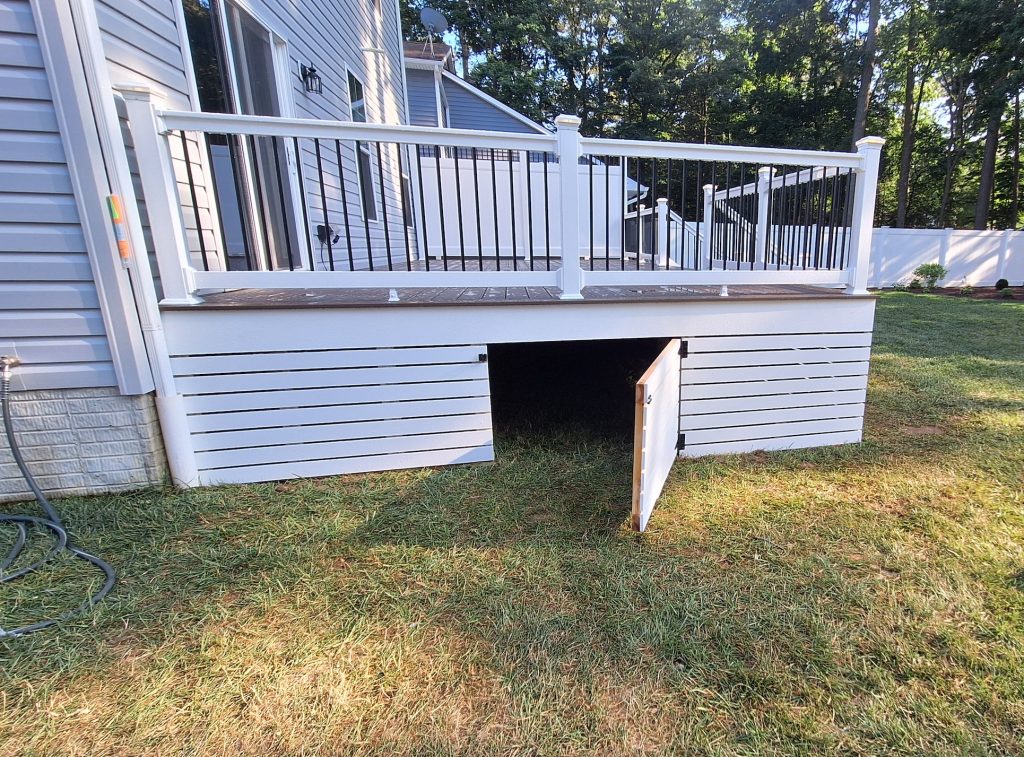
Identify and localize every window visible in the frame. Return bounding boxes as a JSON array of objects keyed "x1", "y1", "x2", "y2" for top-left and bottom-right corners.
[
  {"x1": 347, "y1": 72, "x2": 377, "y2": 221},
  {"x1": 401, "y1": 174, "x2": 414, "y2": 227}
]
